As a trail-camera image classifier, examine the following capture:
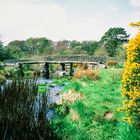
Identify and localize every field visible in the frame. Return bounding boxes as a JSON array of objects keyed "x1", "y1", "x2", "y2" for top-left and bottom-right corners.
[{"x1": 52, "y1": 69, "x2": 140, "y2": 140}]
